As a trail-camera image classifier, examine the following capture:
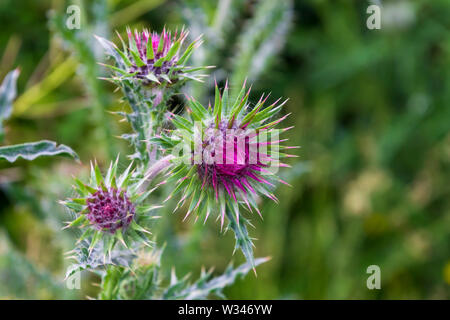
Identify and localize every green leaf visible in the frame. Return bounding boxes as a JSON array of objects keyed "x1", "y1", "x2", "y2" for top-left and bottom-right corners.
[
  {"x1": 163, "y1": 257, "x2": 269, "y2": 299},
  {"x1": 0, "y1": 140, "x2": 79, "y2": 163}
]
